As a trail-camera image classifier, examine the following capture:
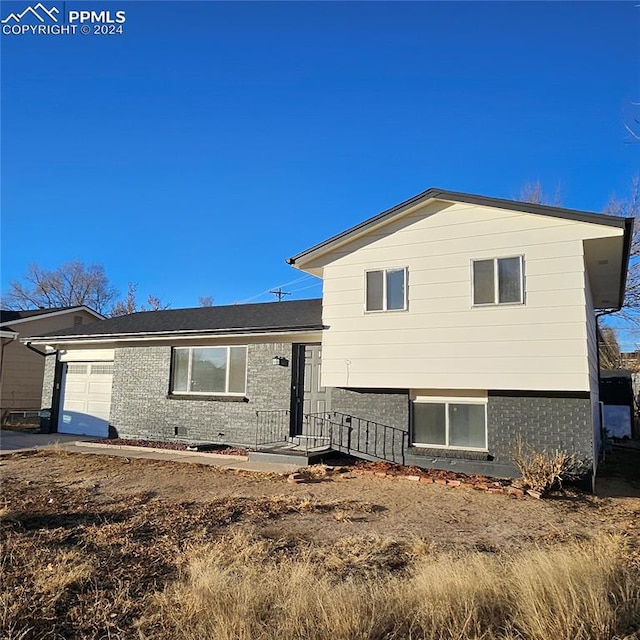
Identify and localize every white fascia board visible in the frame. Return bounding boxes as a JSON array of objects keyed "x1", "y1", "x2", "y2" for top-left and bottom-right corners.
[
  {"x1": 27, "y1": 328, "x2": 324, "y2": 347},
  {"x1": 0, "y1": 306, "x2": 104, "y2": 328},
  {"x1": 0, "y1": 330, "x2": 18, "y2": 340}
]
